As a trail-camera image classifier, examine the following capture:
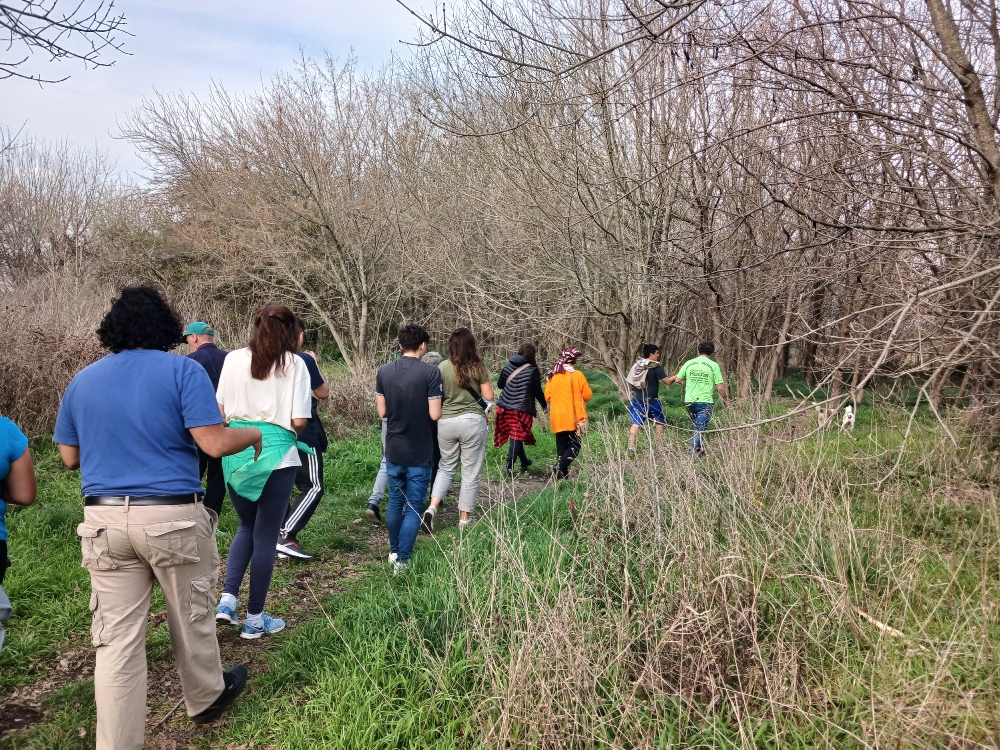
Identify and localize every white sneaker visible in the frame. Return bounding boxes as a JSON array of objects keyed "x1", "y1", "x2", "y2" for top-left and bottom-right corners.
[
  {"x1": 393, "y1": 561, "x2": 408, "y2": 575},
  {"x1": 388, "y1": 552, "x2": 398, "y2": 564},
  {"x1": 458, "y1": 518, "x2": 471, "y2": 529}
]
